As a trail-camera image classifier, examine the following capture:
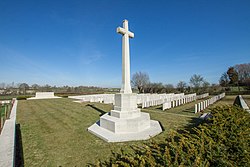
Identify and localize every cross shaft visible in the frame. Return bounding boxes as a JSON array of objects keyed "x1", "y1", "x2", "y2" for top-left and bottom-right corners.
[{"x1": 117, "y1": 20, "x2": 134, "y2": 94}]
